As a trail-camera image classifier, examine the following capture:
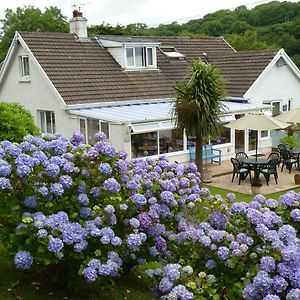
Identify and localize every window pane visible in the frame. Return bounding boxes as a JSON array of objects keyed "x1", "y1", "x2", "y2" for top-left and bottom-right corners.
[
  {"x1": 272, "y1": 102, "x2": 280, "y2": 116},
  {"x1": 40, "y1": 112, "x2": 46, "y2": 133},
  {"x1": 80, "y1": 119, "x2": 86, "y2": 143},
  {"x1": 51, "y1": 112, "x2": 56, "y2": 133},
  {"x1": 46, "y1": 111, "x2": 52, "y2": 133},
  {"x1": 131, "y1": 132, "x2": 158, "y2": 158},
  {"x1": 261, "y1": 130, "x2": 268, "y2": 138},
  {"x1": 87, "y1": 119, "x2": 99, "y2": 144},
  {"x1": 147, "y1": 48, "x2": 153, "y2": 65},
  {"x1": 210, "y1": 126, "x2": 231, "y2": 145},
  {"x1": 135, "y1": 47, "x2": 143, "y2": 67},
  {"x1": 159, "y1": 129, "x2": 183, "y2": 154},
  {"x1": 126, "y1": 48, "x2": 134, "y2": 66},
  {"x1": 23, "y1": 57, "x2": 30, "y2": 76},
  {"x1": 101, "y1": 122, "x2": 109, "y2": 138}
]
